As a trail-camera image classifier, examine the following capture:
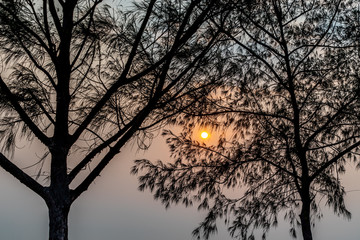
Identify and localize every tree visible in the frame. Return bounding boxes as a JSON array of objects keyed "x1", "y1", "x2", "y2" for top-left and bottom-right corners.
[
  {"x1": 0, "y1": 0, "x2": 229, "y2": 239},
  {"x1": 133, "y1": 1, "x2": 360, "y2": 240}
]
